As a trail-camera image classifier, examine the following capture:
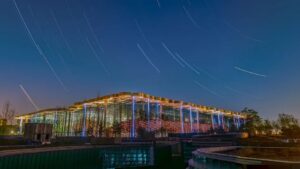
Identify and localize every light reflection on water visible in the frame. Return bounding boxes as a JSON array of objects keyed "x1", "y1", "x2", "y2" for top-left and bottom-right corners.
[
  {"x1": 100, "y1": 146, "x2": 153, "y2": 168},
  {"x1": 0, "y1": 146, "x2": 154, "y2": 169}
]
